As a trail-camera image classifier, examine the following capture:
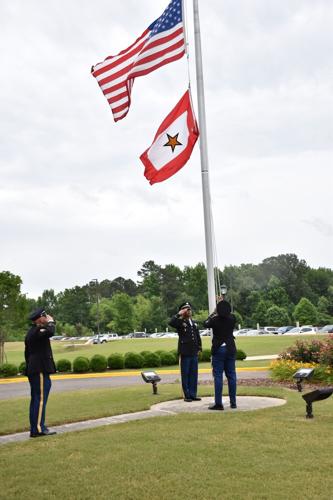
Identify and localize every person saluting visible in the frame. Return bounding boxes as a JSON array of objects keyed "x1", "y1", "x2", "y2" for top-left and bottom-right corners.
[
  {"x1": 25, "y1": 307, "x2": 57, "y2": 437},
  {"x1": 169, "y1": 302, "x2": 202, "y2": 402}
]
